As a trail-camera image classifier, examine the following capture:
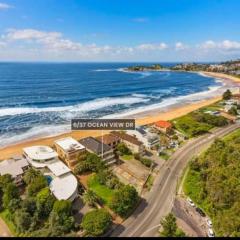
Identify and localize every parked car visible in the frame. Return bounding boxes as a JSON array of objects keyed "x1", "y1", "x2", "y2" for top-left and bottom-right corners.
[
  {"x1": 208, "y1": 228, "x2": 214, "y2": 237},
  {"x1": 187, "y1": 197, "x2": 195, "y2": 207},
  {"x1": 207, "y1": 219, "x2": 213, "y2": 227},
  {"x1": 196, "y1": 207, "x2": 206, "y2": 217}
]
